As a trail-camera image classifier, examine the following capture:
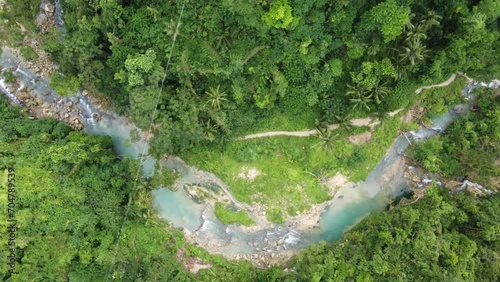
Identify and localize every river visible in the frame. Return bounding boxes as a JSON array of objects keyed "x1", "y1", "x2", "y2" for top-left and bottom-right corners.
[{"x1": 0, "y1": 48, "x2": 494, "y2": 263}]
